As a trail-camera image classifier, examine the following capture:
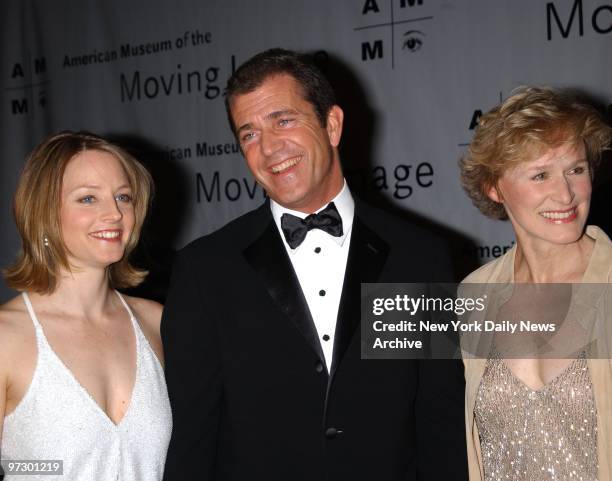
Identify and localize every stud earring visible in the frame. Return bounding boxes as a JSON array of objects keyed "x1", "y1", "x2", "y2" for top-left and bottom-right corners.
[{"x1": 43, "y1": 236, "x2": 50, "y2": 247}]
